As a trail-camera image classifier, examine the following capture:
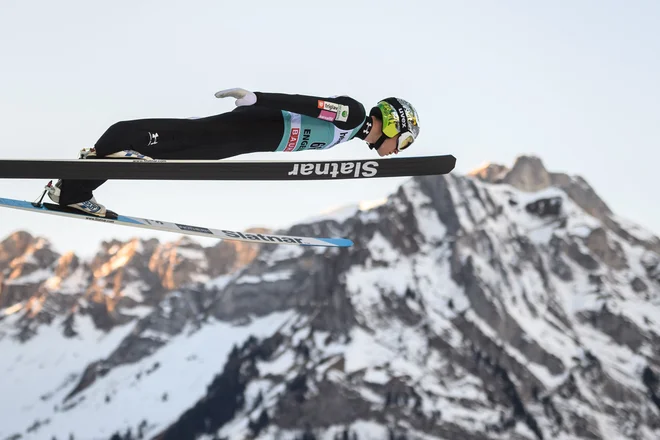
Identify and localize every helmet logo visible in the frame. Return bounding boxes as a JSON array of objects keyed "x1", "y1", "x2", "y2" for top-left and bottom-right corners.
[{"x1": 397, "y1": 106, "x2": 408, "y2": 131}]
